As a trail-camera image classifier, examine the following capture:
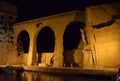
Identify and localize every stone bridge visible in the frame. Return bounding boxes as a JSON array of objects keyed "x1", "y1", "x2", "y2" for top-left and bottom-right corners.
[
  {"x1": 13, "y1": 3, "x2": 120, "y2": 69},
  {"x1": 14, "y1": 11, "x2": 86, "y2": 67}
]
